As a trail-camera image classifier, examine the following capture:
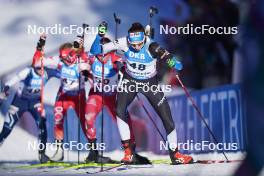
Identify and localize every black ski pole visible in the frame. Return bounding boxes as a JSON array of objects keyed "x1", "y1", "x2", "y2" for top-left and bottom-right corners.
[
  {"x1": 135, "y1": 96, "x2": 166, "y2": 143},
  {"x1": 77, "y1": 23, "x2": 89, "y2": 164},
  {"x1": 101, "y1": 58, "x2": 105, "y2": 171},
  {"x1": 148, "y1": 6, "x2": 158, "y2": 39},
  {"x1": 77, "y1": 60, "x2": 81, "y2": 165},
  {"x1": 113, "y1": 13, "x2": 121, "y2": 40}
]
